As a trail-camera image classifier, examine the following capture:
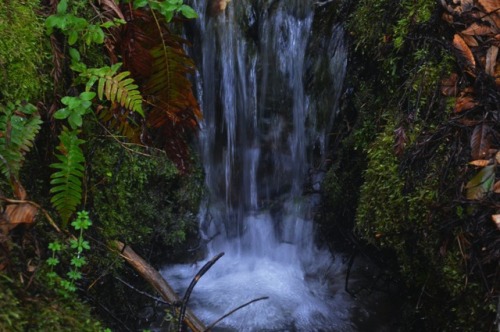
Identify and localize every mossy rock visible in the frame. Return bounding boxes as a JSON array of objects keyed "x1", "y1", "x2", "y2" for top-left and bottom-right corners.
[
  {"x1": 0, "y1": 1, "x2": 50, "y2": 102},
  {"x1": 87, "y1": 137, "x2": 203, "y2": 261}
]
